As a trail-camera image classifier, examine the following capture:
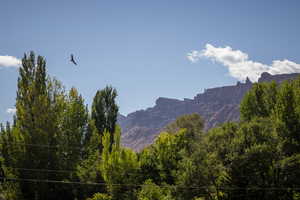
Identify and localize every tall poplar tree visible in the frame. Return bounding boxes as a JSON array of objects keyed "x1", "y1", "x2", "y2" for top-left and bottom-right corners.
[
  {"x1": 15, "y1": 52, "x2": 67, "y2": 200},
  {"x1": 91, "y1": 86, "x2": 118, "y2": 150}
]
